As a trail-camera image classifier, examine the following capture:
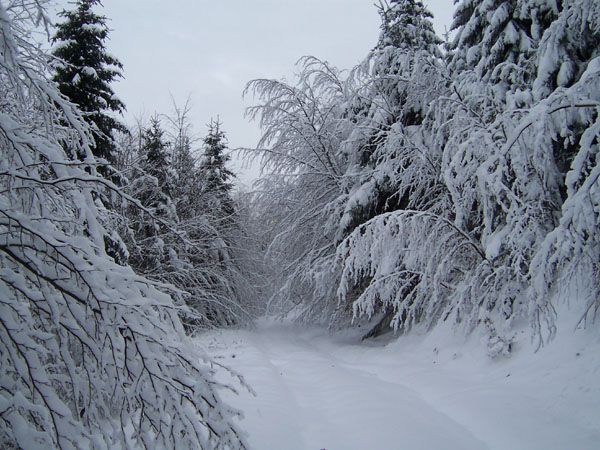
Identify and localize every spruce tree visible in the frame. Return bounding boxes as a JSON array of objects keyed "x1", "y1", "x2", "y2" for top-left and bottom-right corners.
[
  {"x1": 449, "y1": 0, "x2": 558, "y2": 92},
  {"x1": 339, "y1": 0, "x2": 445, "y2": 238},
  {"x1": 333, "y1": 0, "x2": 448, "y2": 336},
  {"x1": 127, "y1": 117, "x2": 178, "y2": 276},
  {"x1": 198, "y1": 119, "x2": 235, "y2": 216},
  {"x1": 172, "y1": 133, "x2": 198, "y2": 220},
  {"x1": 122, "y1": 115, "x2": 252, "y2": 328},
  {"x1": 141, "y1": 116, "x2": 172, "y2": 195},
  {"x1": 376, "y1": 0, "x2": 442, "y2": 54},
  {"x1": 0, "y1": 2, "x2": 246, "y2": 447},
  {"x1": 192, "y1": 120, "x2": 256, "y2": 326},
  {"x1": 438, "y1": 0, "x2": 600, "y2": 347},
  {"x1": 369, "y1": 0, "x2": 442, "y2": 121},
  {"x1": 52, "y1": 0, "x2": 126, "y2": 162},
  {"x1": 167, "y1": 101, "x2": 199, "y2": 221}
]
